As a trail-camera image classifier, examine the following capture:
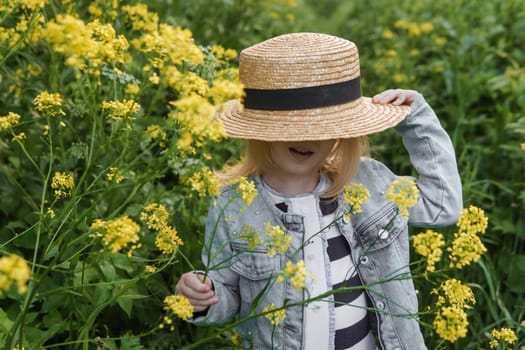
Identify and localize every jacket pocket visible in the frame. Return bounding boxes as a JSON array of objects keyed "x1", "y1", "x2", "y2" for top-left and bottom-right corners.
[
  {"x1": 230, "y1": 241, "x2": 281, "y2": 280},
  {"x1": 354, "y1": 203, "x2": 407, "y2": 252}
]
